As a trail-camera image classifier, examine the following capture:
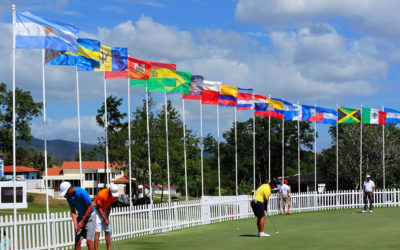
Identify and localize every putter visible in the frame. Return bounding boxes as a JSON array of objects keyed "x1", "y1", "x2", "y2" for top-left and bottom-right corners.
[
  {"x1": 266, "y1": 212, "x2": 279, "y2": 234},
  {"x1": 109, "y1": 230, "x2": 117, "y2": 250}
]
